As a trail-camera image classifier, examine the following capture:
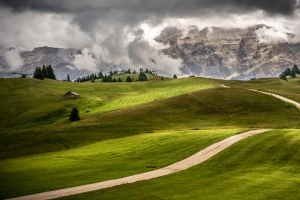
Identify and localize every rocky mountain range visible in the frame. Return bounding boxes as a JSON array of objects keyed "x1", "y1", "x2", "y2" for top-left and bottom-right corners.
[
  {"x1": 0, "y1": 46, "x2": 120, "y2": 80},
  {"x1": 155, "y1": 24, "x2": 300, "y2": 80},
  {"x1": 1, "y1": 24, "x2": 300, "y2": 80}
]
